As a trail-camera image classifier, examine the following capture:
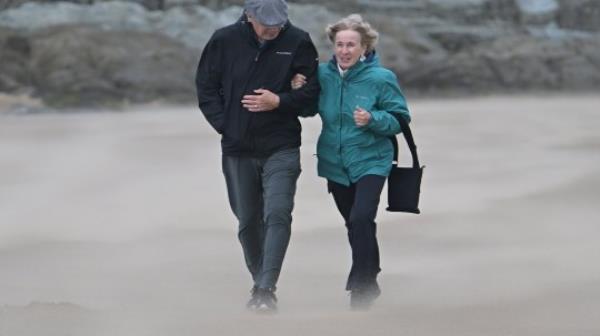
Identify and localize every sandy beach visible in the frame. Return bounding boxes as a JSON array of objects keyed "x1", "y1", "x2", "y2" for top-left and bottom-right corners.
[{"x1": 1, "y1": 95, "x2": 599, "y2": 336}]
